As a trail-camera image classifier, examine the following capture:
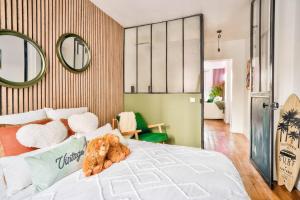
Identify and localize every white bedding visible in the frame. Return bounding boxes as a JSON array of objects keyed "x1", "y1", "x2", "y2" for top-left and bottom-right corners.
[{"x1": 3, "y1": 140, "x2": 249, "y2": 200}]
